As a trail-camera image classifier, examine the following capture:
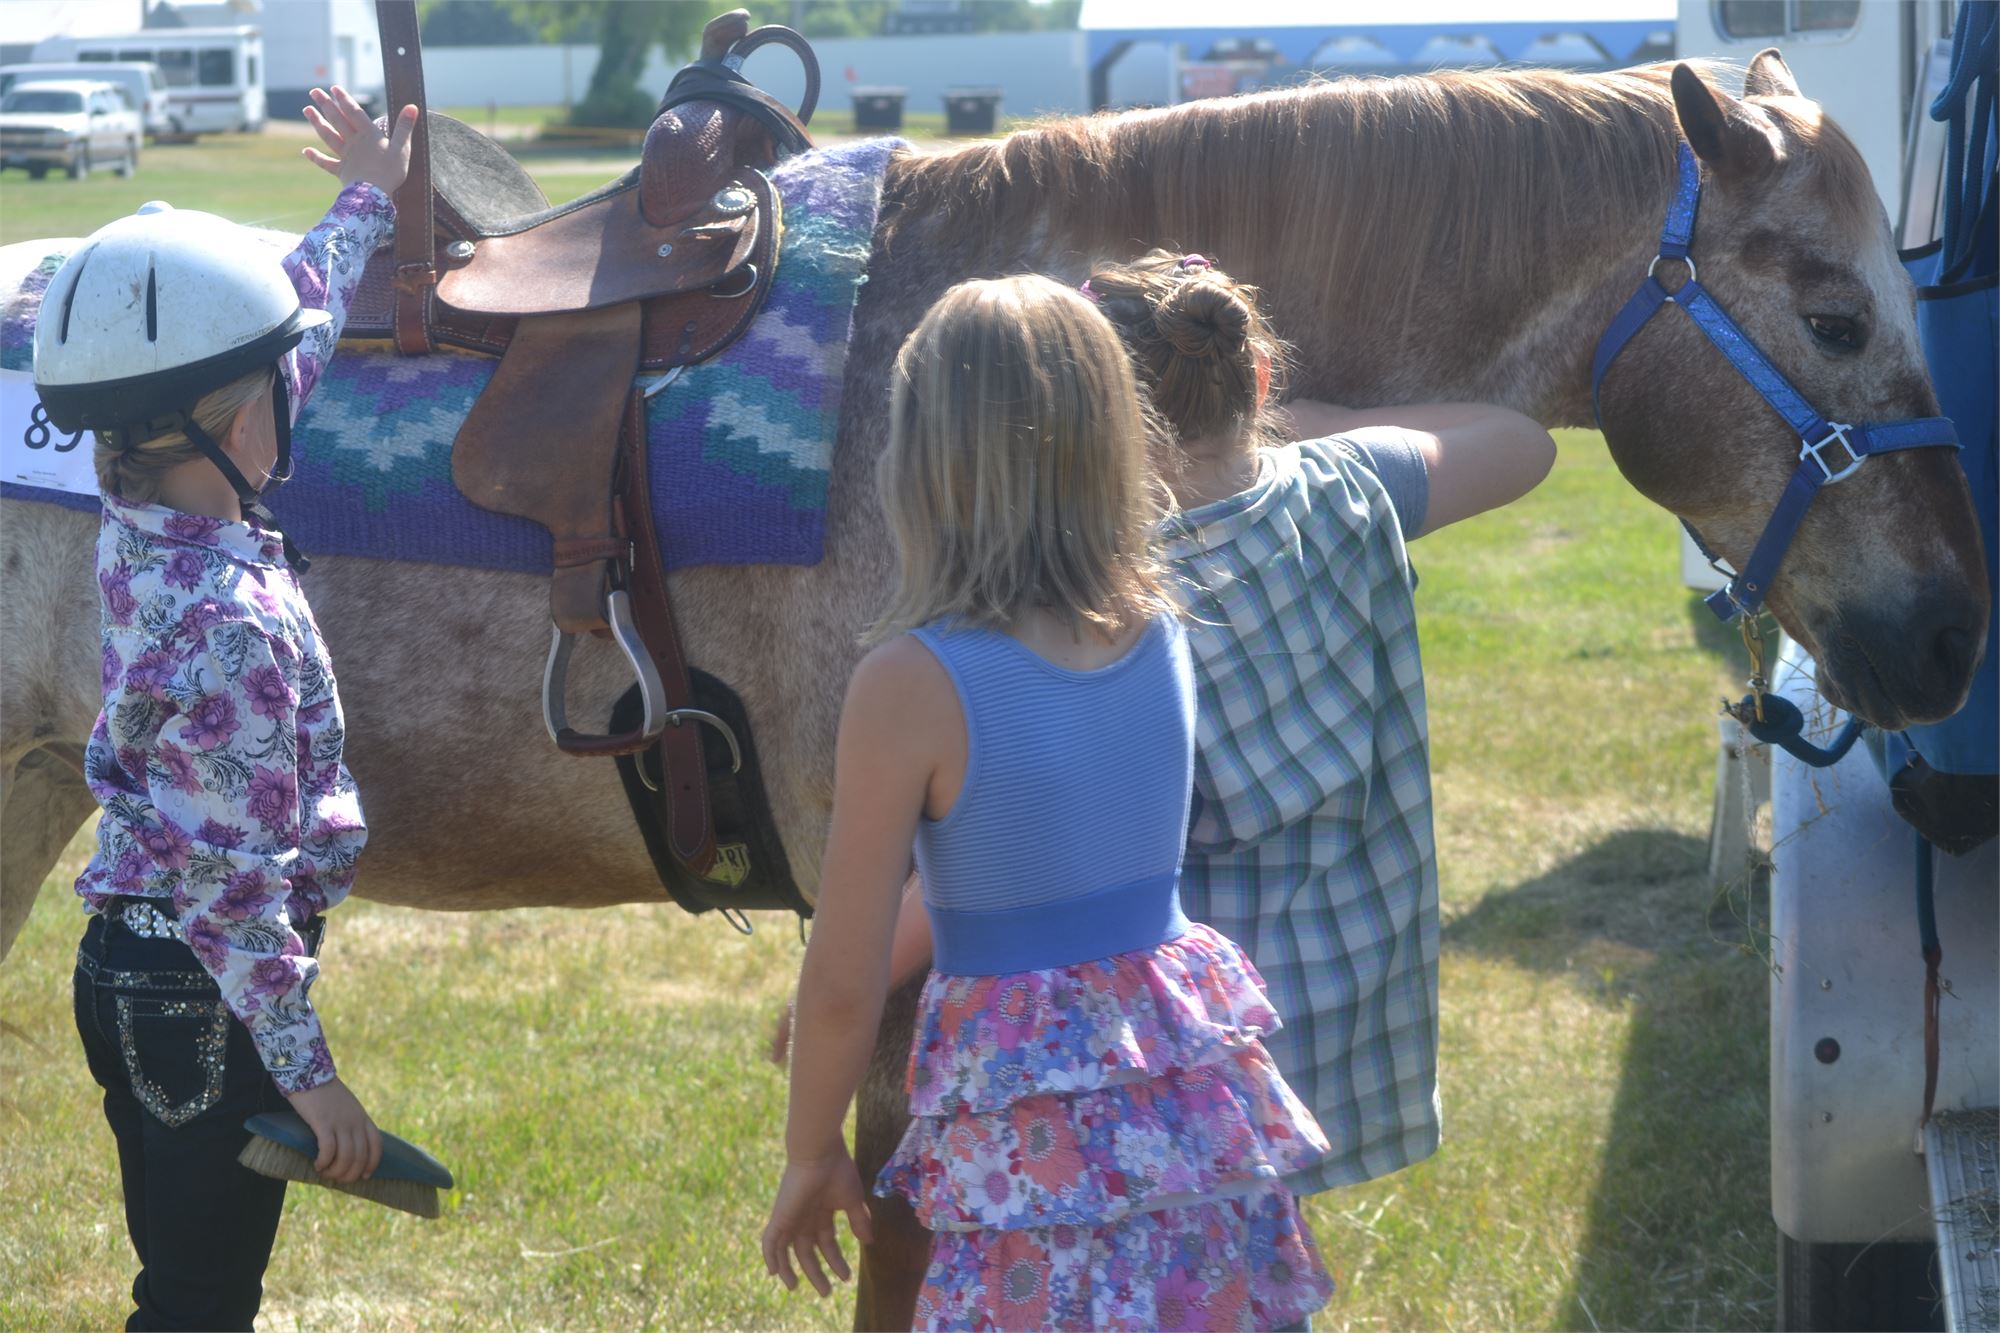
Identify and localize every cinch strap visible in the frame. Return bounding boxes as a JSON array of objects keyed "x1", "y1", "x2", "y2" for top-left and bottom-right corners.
[
  {"x1": 928, "y1": 872, "x2": 1189, "y2": 976},
  {"x1": 1591, "y1": 142, "x2": 1961, "y2": 621}
]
